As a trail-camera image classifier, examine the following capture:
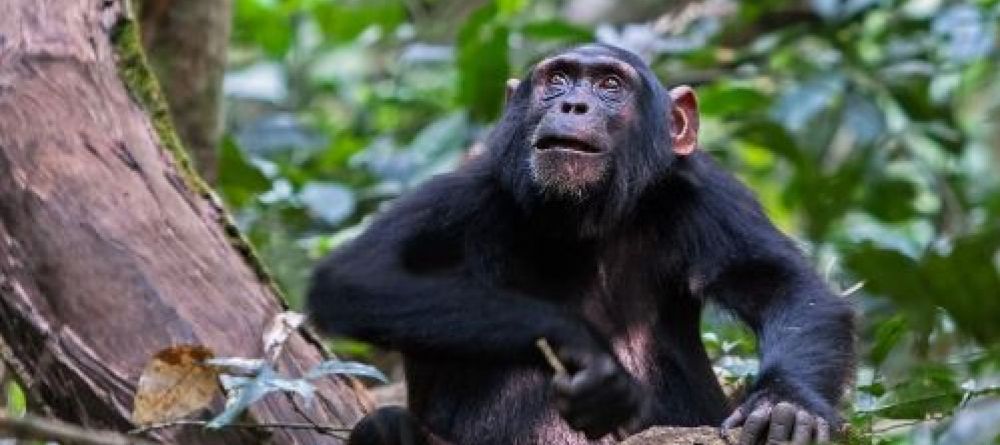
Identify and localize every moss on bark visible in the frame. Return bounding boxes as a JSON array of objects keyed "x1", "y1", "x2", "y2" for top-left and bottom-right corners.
[{"x1": 111, "y1": 0, "x2": 281, "y2": 293}]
